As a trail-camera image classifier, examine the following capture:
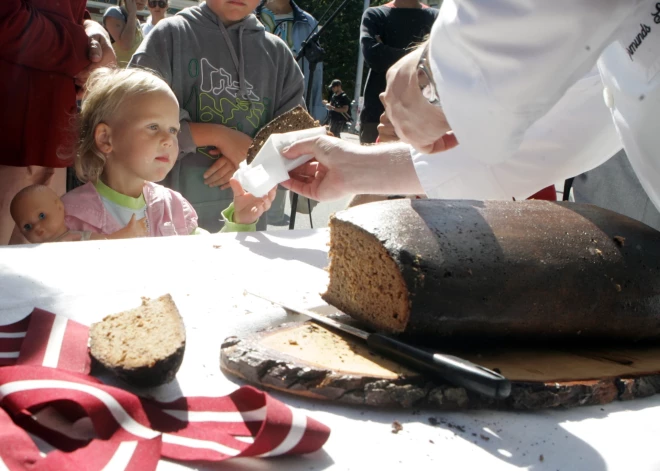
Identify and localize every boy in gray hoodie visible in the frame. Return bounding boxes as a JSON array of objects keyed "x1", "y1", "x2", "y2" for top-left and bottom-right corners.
[{"x1": 130, "y1": 0, "x2": 305, "y2": 231}]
